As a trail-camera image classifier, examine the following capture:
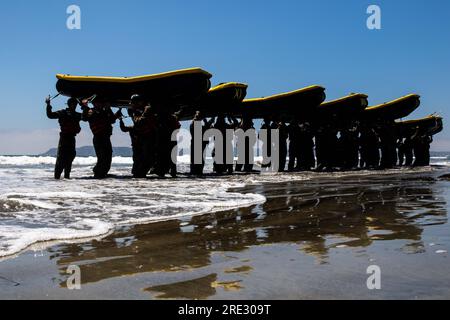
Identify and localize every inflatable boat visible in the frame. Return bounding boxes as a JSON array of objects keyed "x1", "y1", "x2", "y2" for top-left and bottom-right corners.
[
  {"x1": 241, "y1": 85, "x2": 326, "y2": 119},
  {"x1": 55, "y1": 68, "x2": 212, "y2": 107},
  {"x1": 176, "y1": 82, "x2": 248, "y2": 120},
  {"x1": 364, "y1": 94, "x2": 420, "y2": 120},
  {"x1": 396, "y1": 114, "x2": 443, "y2": 137},
  {"x1": 316, "y1": 93, "x2": 369, "y2": 120}
]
